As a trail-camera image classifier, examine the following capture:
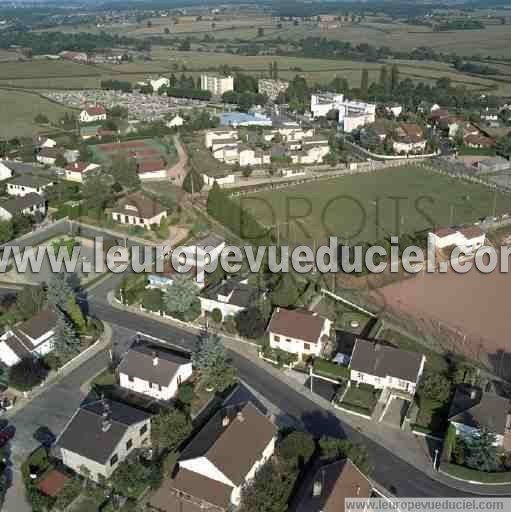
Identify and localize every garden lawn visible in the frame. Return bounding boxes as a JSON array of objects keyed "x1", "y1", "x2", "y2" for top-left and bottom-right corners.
[
  {"x1": 341, "y1": 382, "x2": 380, "y2": 414},
  {"x1": 414, "y1": 397, "x2": 449, "y2": 435}
]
